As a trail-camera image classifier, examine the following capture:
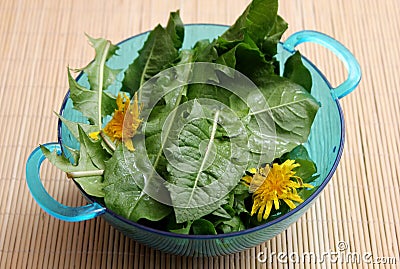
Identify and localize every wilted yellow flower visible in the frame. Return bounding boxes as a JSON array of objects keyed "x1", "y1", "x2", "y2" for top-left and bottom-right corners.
[
  {"x1": 102, "y1": 92, "x2": 142, "y2": 151},
  {"x1": 242, "y1": 160, "x2": 313, "y2": 222}
]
